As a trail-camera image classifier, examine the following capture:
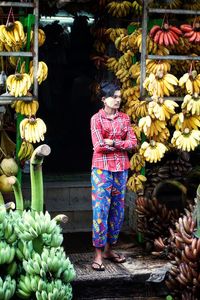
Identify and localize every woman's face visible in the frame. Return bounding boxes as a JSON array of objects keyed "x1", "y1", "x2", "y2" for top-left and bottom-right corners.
[{"x1": 103, "y1": 90, "x2": 121, "y2": 109}]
